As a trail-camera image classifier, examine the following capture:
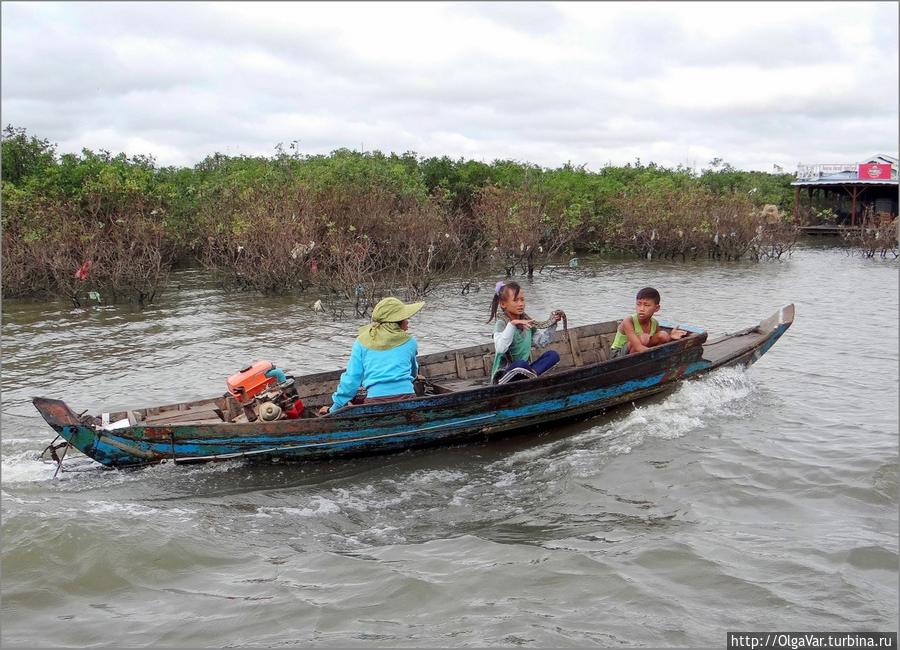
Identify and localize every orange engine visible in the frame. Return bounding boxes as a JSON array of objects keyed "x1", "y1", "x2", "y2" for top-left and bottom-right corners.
[{"x1": 227, "y1": 361, "x2": 275, "y2": 402}]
